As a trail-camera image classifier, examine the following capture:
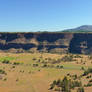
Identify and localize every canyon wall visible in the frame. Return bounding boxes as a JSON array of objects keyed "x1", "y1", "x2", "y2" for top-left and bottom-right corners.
[{"x1": 0, "y1": 32, "x2": 91, "y2": 54}]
